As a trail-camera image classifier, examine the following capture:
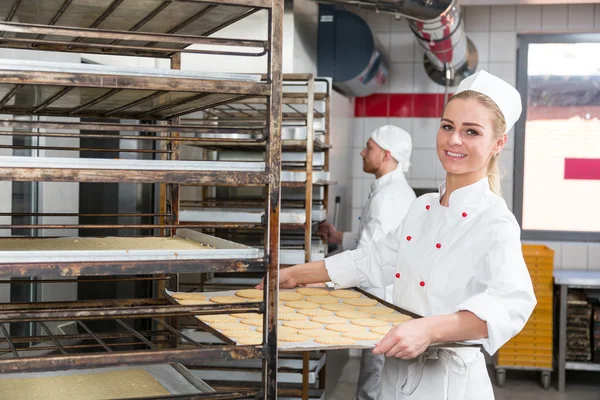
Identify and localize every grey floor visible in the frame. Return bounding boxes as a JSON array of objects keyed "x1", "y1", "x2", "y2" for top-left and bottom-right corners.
[{"x1": 325, "y1": 351, "x2": 600, "y2": 400}]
